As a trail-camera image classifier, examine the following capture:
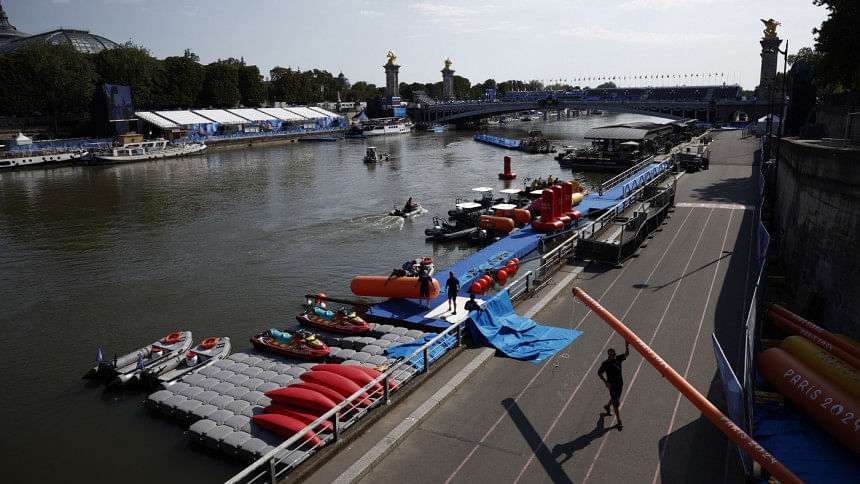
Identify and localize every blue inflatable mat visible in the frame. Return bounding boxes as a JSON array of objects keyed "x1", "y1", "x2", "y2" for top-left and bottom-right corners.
[
  {"x1": 386, "y1": 333, "x2": 459, "y2": 372},
  {"x1": 469, "y1": 290, "x2": 582, "y2": 363},
  {"x1": 753, "y1": 401, "x2": 860, "y2": 484}
]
